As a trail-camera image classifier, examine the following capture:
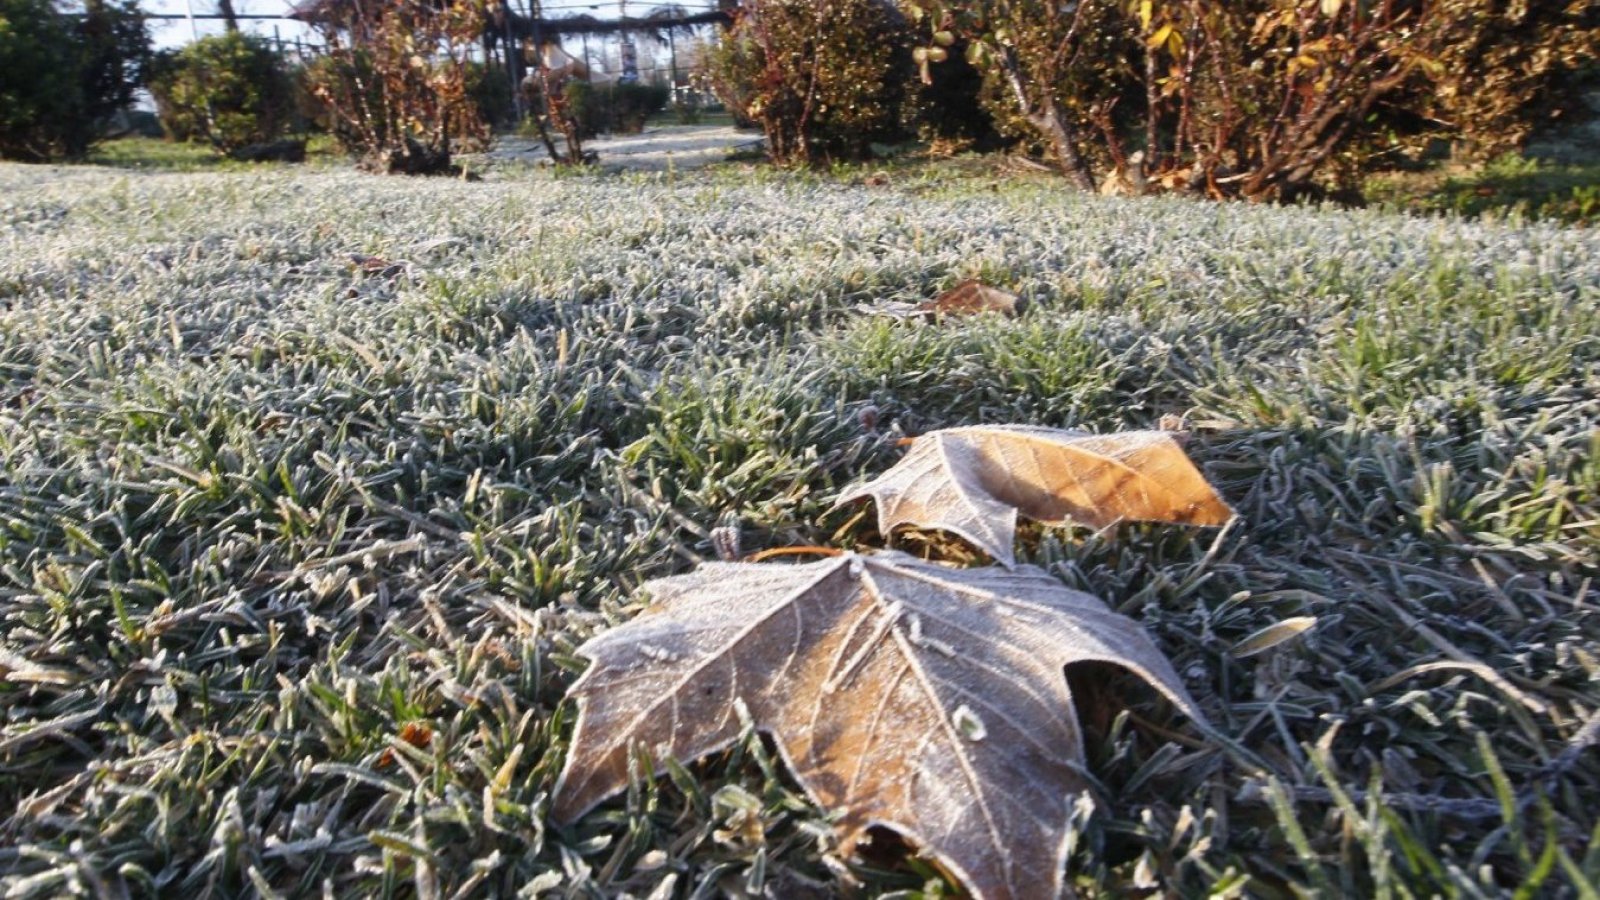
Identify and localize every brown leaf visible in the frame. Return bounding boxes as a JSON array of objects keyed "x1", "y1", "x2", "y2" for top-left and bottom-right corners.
[
  {"x1": 552, "y1": 551, "x2": 1204, "y2": 900},
  {"x1": 926, "y1": 279, "x2": 1025, "y2": 316},
  {"x1": 398, "y1": 721, "x2": 433, "y2": 749},
  {"x1": 856, "y1": 281, "x2": 1024, "y2": 321},
  {"x1": 835, "y1": 426, "x2": 1235, "y2": 566},
  {"x1": 349, "y1": 254, "x2": 405, "y2": 278},
  {"x1": 377, "y1": 721, "x2": 433, "y2": 768}
]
